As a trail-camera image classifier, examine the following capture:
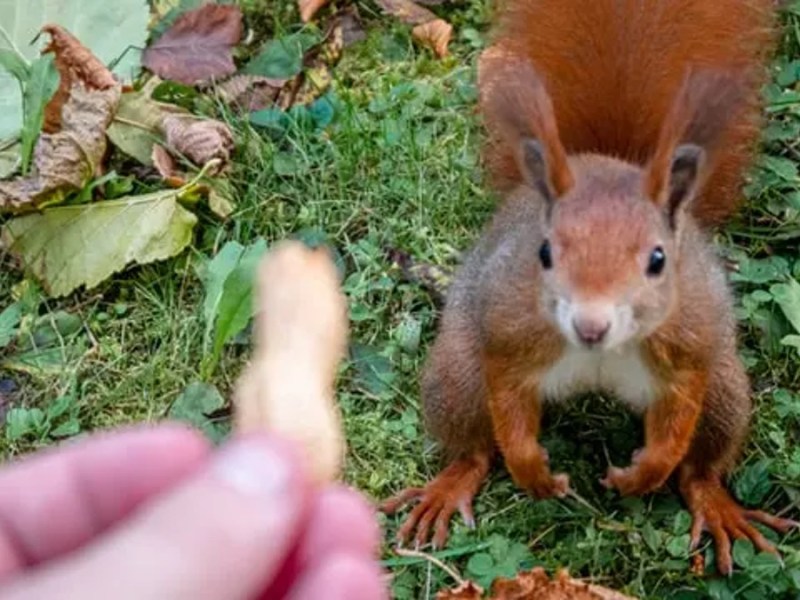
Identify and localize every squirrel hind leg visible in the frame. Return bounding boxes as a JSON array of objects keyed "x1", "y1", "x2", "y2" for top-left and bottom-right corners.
[
  {"x1": 380, "y1": 452, "x2": 492, "y2": 549},
  {"x1": 677, "y1": 466, "x2": 799, "y2": 575}
]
